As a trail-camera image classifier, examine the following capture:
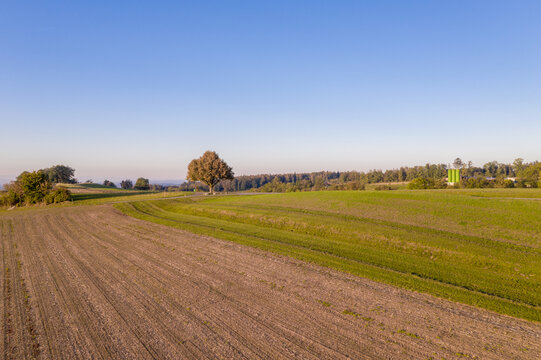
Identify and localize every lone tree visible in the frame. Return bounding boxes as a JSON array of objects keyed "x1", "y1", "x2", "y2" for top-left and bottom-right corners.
[
  {"x1": 187, "y1": 151, "x2": 234, "y2": 194},
  {"x1": 134, "y1": 177, "x2": 150, "y2": 190}
]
